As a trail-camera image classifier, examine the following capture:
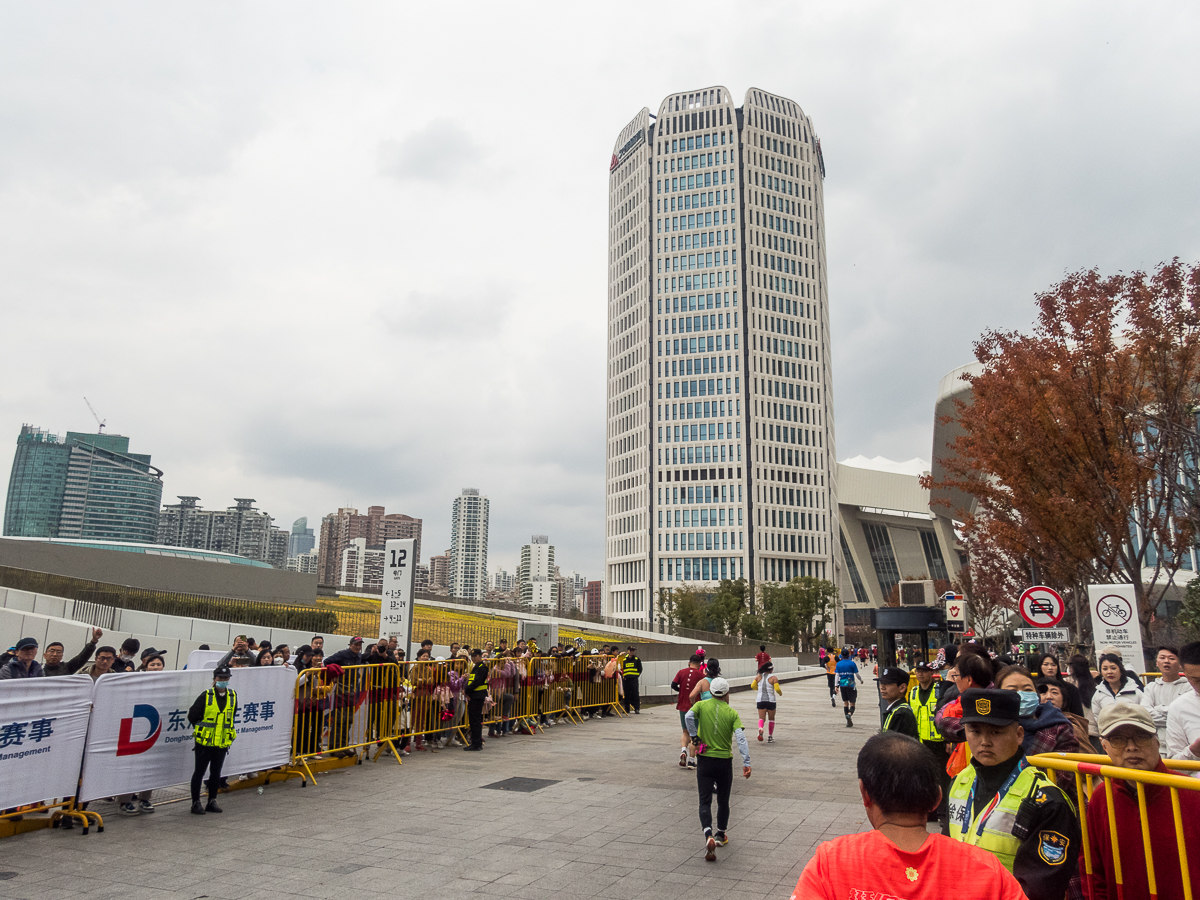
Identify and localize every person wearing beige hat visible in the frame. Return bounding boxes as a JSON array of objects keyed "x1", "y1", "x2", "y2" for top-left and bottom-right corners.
[{"x1": 1084, "y1": 702, "x2": 1200, "y2": 900}]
